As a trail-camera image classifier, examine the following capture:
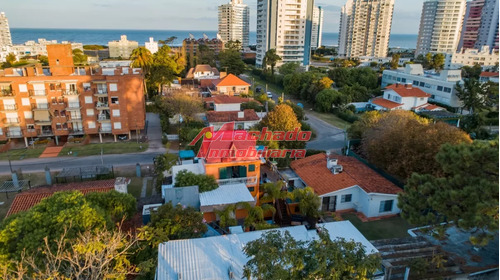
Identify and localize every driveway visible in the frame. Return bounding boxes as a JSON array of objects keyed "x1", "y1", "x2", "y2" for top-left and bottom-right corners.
[{"x1": 146, "y1": 113, "x2": 166, "y2": 153}]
